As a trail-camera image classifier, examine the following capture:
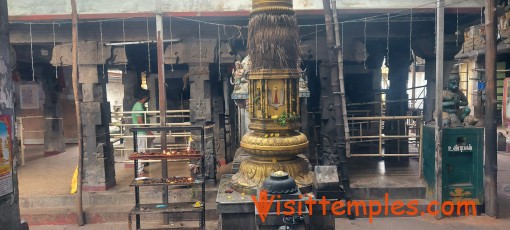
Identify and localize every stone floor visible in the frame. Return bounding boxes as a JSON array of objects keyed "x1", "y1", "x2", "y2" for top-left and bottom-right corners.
[
  {"x1": 18, "y1": 144, "x2": 193, "y2": 196},
  {"x1": 19, "y1": 136, "x2": 510, "y2": 229},
  {"x1": 336, "y1": 150, "x2": 510, "y2": 229},
  {"x1": 348, "y1": 157, "x2": 424, "y2": 188}
]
